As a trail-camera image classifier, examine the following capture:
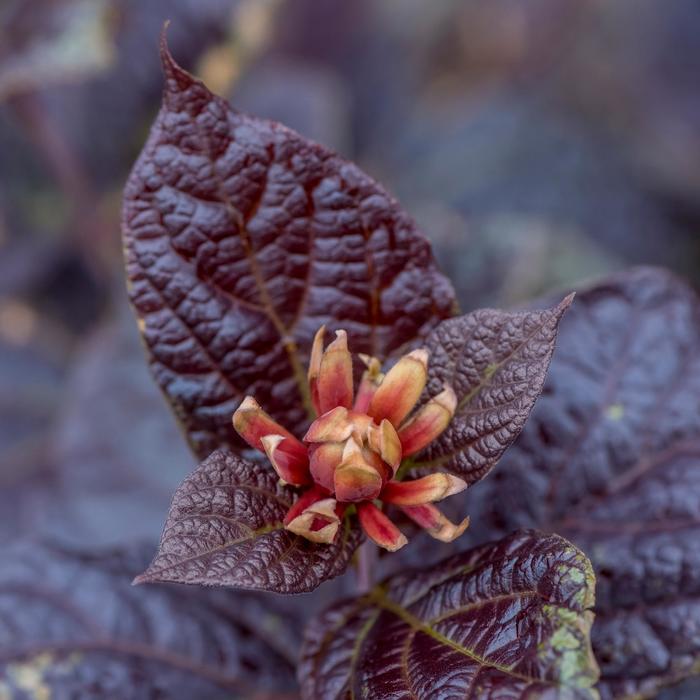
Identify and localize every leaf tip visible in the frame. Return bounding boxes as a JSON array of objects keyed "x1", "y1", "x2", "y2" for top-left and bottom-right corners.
[
  {"x1": 131, "y1": 573, "x2": 149, "y2": 586},
  {"x1": 158, "y1": 20, "x2": 196, "y2": 91},
  {"x1": 557, "y1": 291, "x2": 576, "y2": 315}
]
